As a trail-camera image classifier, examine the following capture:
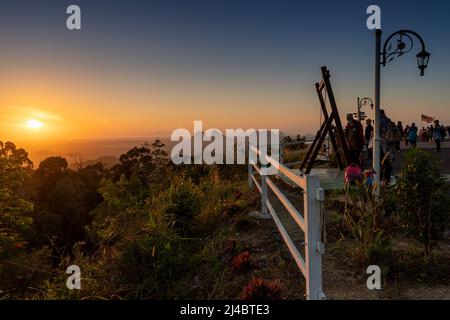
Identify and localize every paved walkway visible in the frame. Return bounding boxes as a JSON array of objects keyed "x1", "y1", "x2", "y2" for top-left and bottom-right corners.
[
  {"x1": 280, "y1": 141, "x2": 450, "y2": 190},
  {"x1": 393, "y1": 141, "x2": 450, "y2": 174}
]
